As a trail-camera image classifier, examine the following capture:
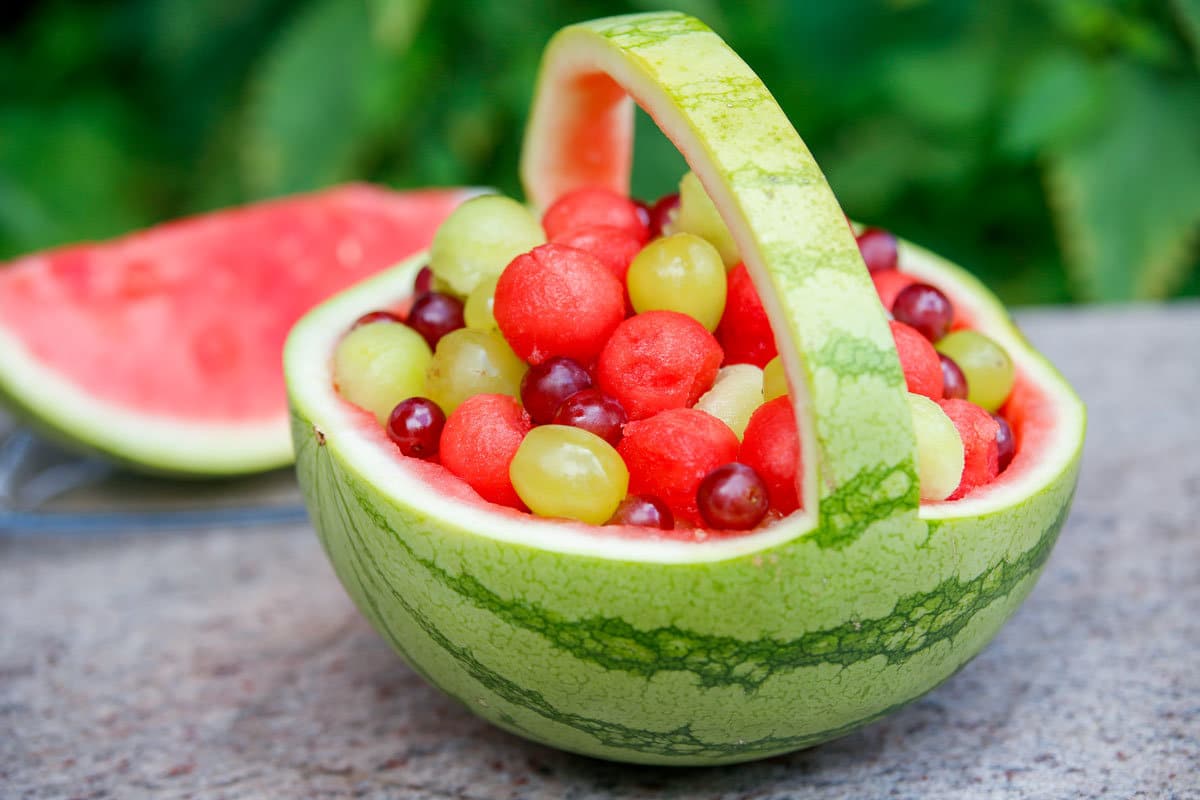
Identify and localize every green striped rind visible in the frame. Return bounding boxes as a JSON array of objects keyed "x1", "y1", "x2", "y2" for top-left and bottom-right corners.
[
  {"x1": 521, "y1": 12, "x2": 919, "y2": 538},
  {"x1": 285, "y1": 11, "x2": 1085, "y2": 766}
]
